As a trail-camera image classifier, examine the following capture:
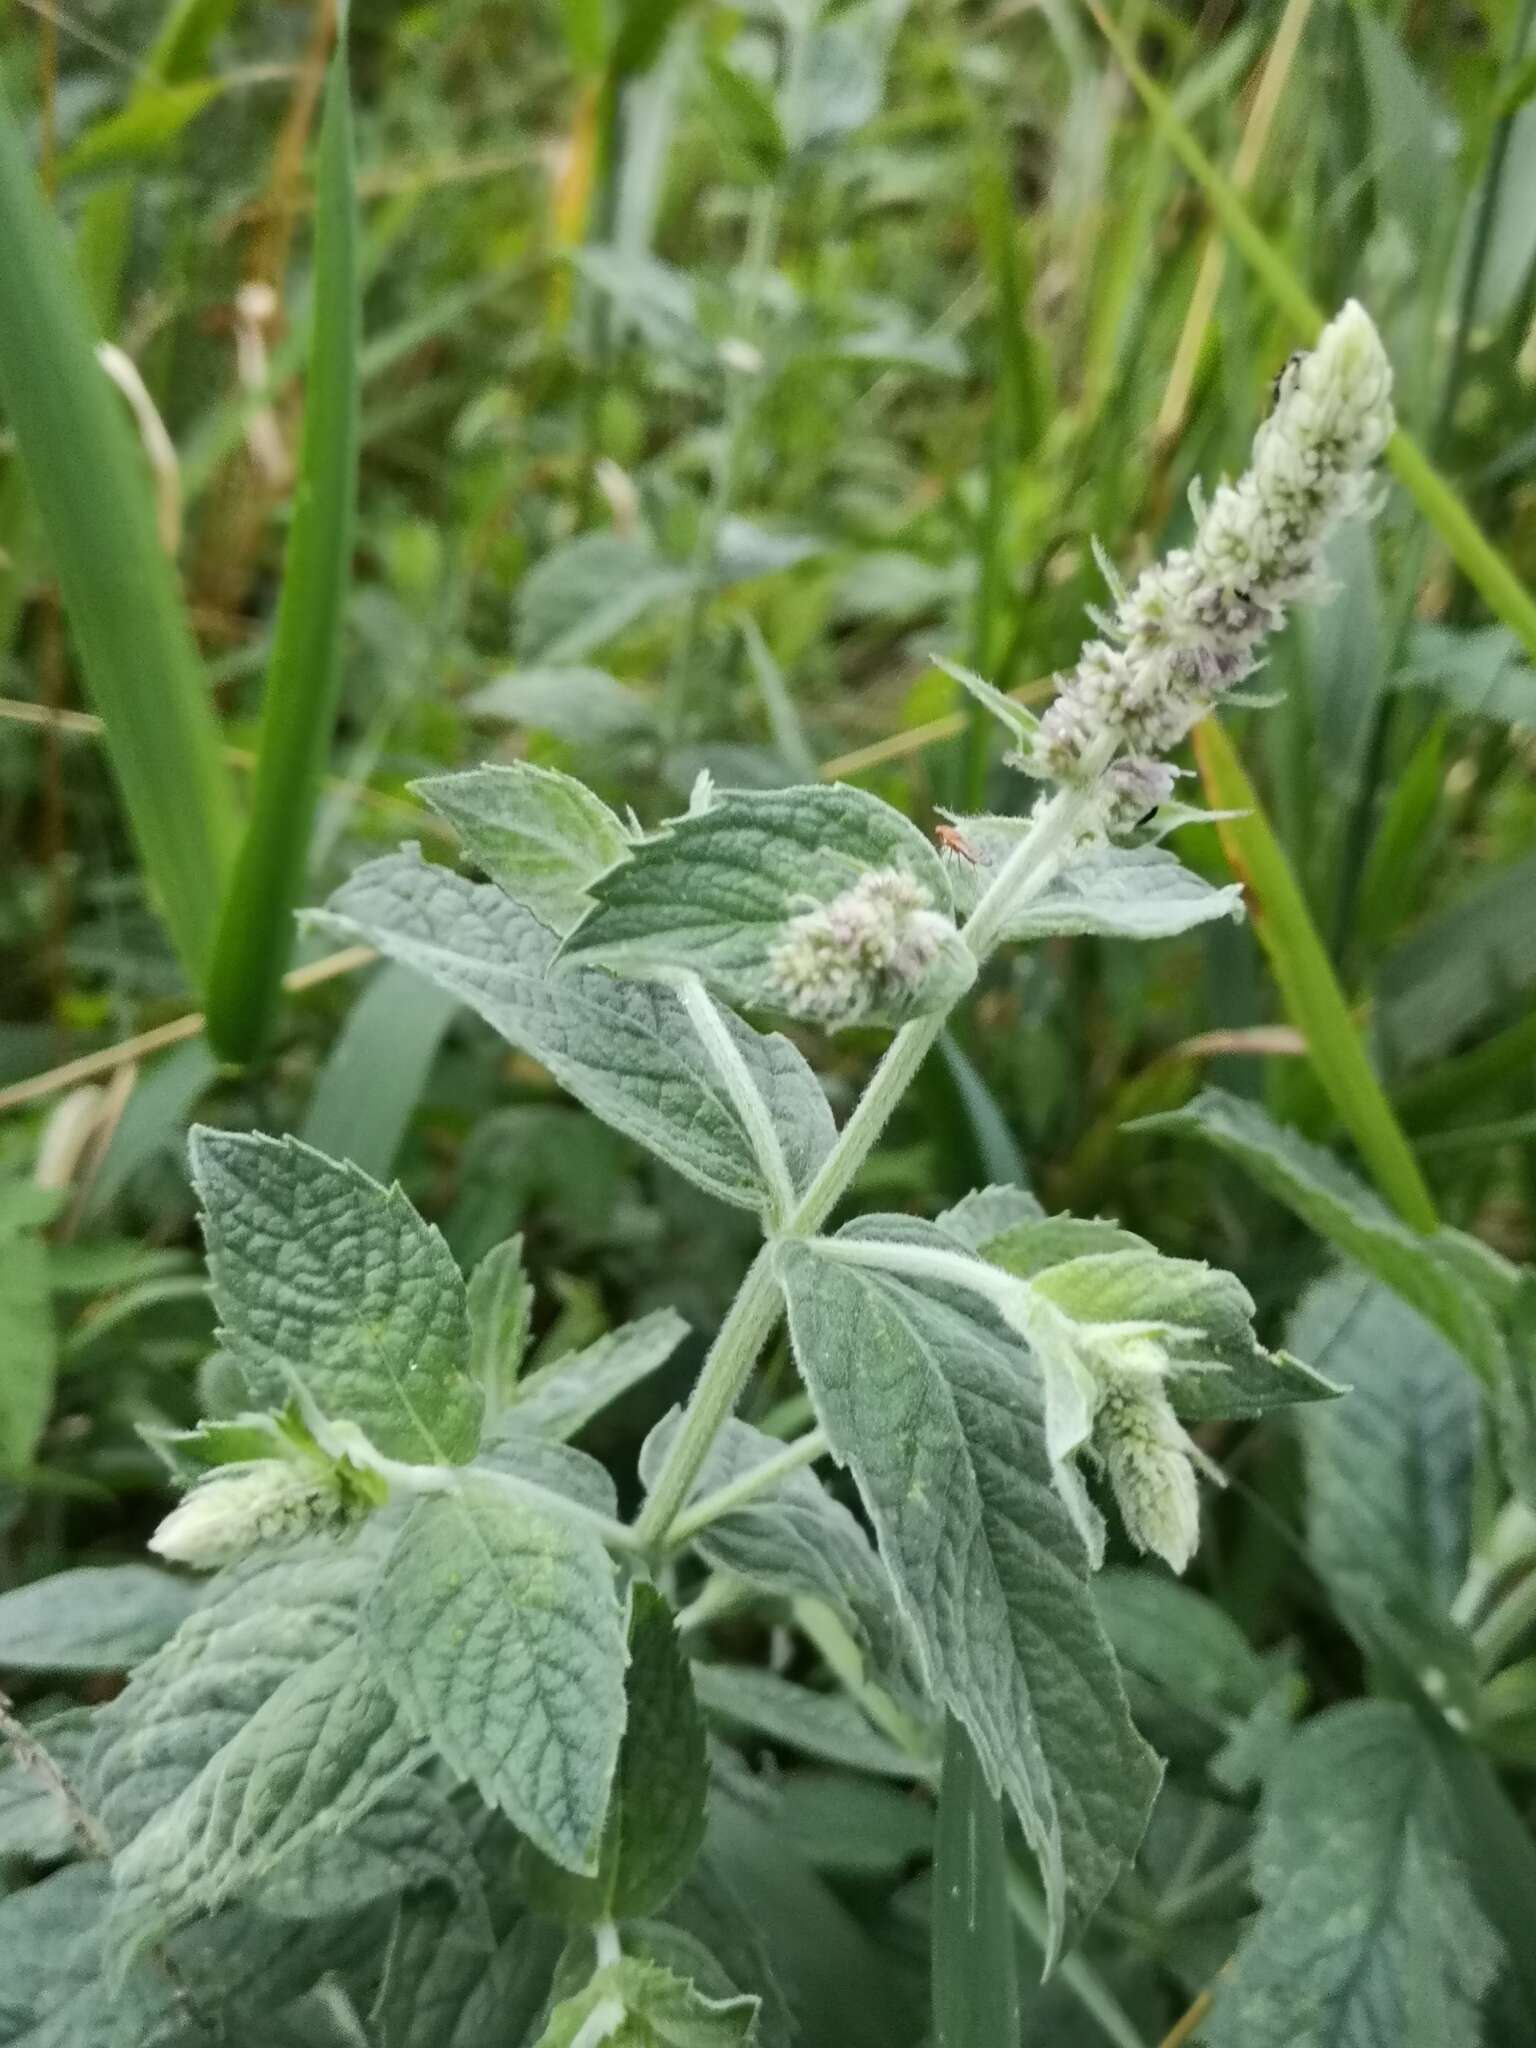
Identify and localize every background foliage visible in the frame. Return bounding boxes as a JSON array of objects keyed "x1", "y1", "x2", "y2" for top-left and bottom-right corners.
[{"x1": 2, "y1": 0, "x2": 1536, "y2": 2043}]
